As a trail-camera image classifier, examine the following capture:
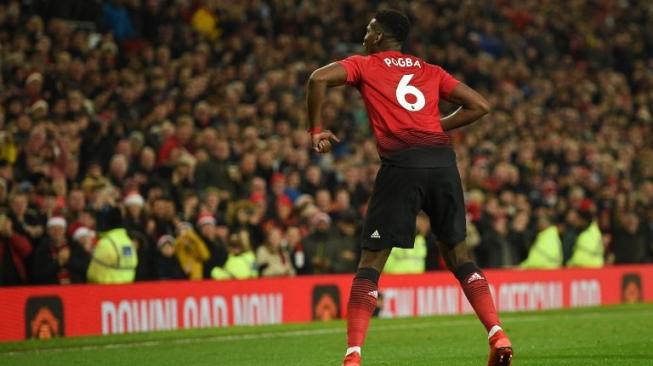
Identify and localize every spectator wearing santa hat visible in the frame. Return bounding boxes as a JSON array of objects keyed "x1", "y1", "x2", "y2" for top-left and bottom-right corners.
[
  {"x1": 65, "y1": 226, "x2": 94, "y2": 282},
  {"x1": 302, "y1": 211, "x2": 337, "y2": 274},
  {"x1": 123, "y1": 191, "x2": 147, "y2": 234},
  {"x1": 30, "y1": 216, "x2": 80, "y2": 284},
  {"x1": 153, "y1": 235, "x2": 186, "y2": 280},
  {"x1": 197, "y1": 211, "x2": 228, "y2": 279}
]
